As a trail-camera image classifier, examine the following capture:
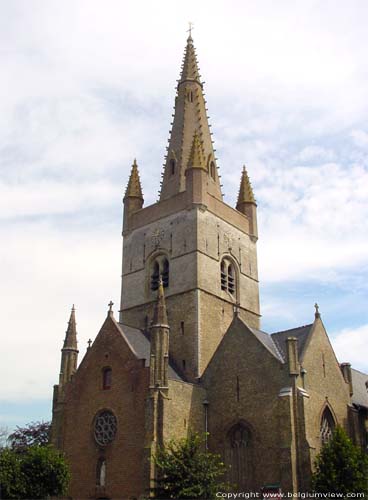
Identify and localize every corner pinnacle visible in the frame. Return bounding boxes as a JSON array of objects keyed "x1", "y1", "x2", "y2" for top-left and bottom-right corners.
[
  {"x1": 63, "y1": 305, "x2": 77, "y2": 349},
  {"x1": 124, "y1": 159, "x2": 143, "y2": 199},
  {"x1": 236, "y1": 166, "x2": 256, "y2": 207},
  {"x1": 152, "y1": 276, "x2": 169, "y2": 326},
  {"x1": 187, "y1": 131, "x2": 206, "y2": 170}
]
